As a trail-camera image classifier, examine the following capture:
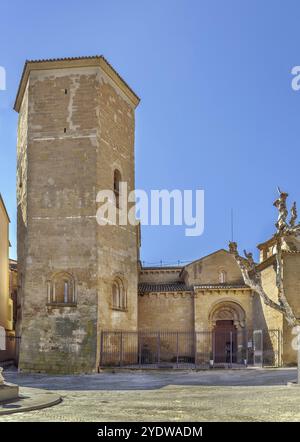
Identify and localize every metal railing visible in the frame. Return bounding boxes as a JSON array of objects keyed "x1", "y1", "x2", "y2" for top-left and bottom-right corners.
[
  {"x1": 100, "y1": 329, "x2": 282, "y2": 369},
  {"x1": 0, "y1": 333, "x2": 20, "y2": 364}
]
